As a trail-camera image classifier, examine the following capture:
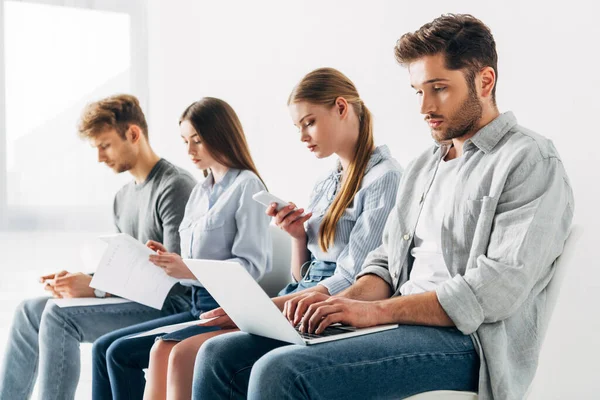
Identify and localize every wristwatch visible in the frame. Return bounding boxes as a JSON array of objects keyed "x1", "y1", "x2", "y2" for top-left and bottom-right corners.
[{"x1": 94, "y1": 289, "x2": 107, "y2": 298}]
